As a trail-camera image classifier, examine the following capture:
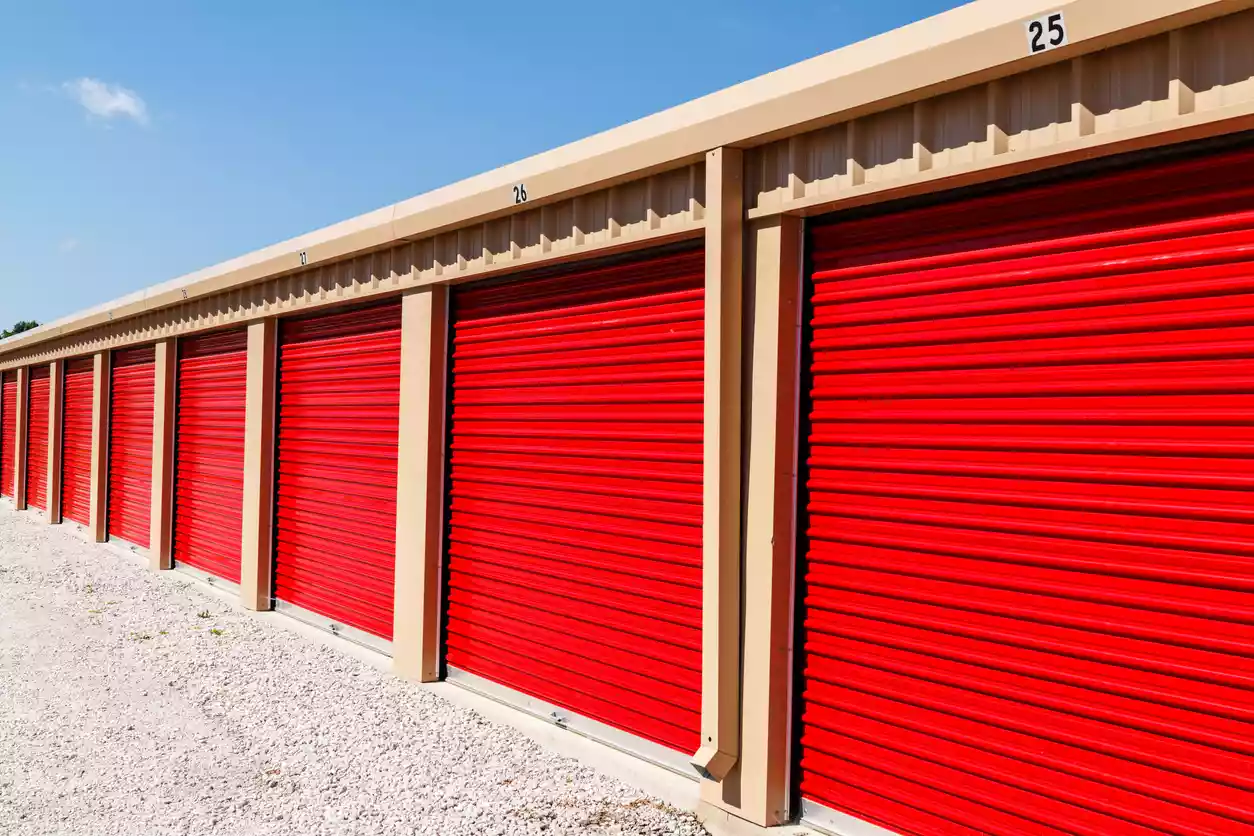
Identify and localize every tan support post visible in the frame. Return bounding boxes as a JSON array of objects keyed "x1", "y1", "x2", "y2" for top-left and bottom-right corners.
[
  {"x1": 692, "y1": 146, "x2": 744, "y2": 784},
  {"x1": 89, "y1": 351, "x2": 111, "y2": 542},
  {"x1": 711, "y1": 215, "x2": 803, "y2": 827},
  {"x1": 149, "y1": 338, "x2": 178, "y2": 569},
  {"x1": 240, "y1": 319, "x2": 277, "y2": 611},
  {"x1": 392, "y1": 285, "x2": 449, "y2": 682},
  {"x1": 14, "y1": 367, "x2": 29, "y2": 511},
  {"x1": 48, "y1": 361, "x2": 64, "y2": 523}
]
